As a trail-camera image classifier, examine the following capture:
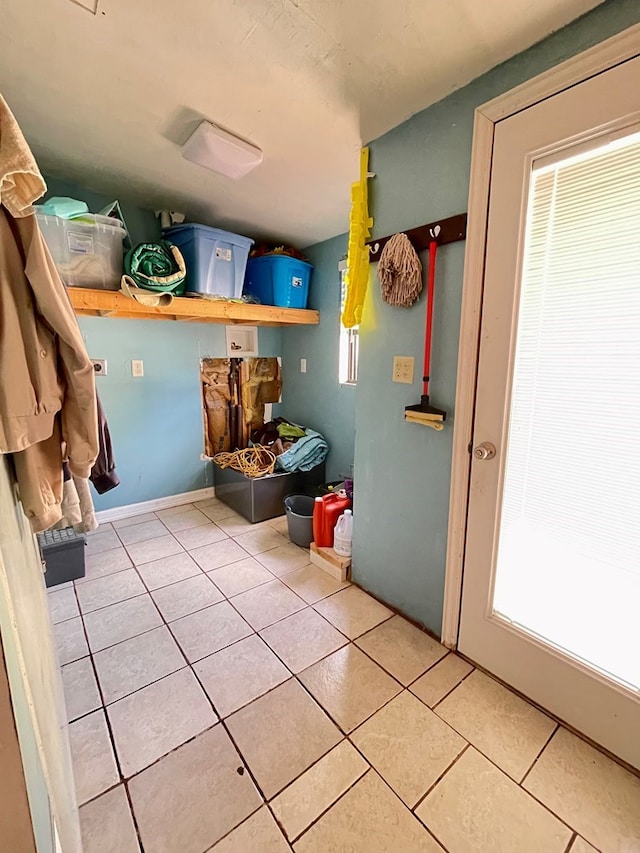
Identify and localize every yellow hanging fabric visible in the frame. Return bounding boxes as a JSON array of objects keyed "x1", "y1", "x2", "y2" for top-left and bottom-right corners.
[{"x1": 342, "y1": 147, "x2": 373, "y2": 328}]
